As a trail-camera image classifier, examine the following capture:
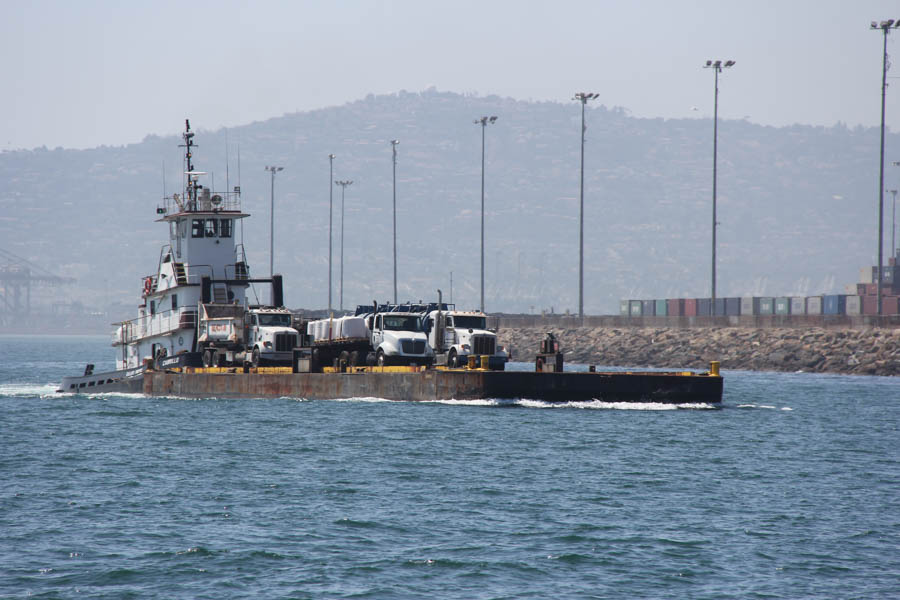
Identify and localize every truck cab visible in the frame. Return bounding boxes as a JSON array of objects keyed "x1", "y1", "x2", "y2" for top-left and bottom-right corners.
[
  {"x1": 244, "y1": 308, "x2": 298, "y2": 366},
  {"x1": 423, "y1": 310, "x2": 509, "y2": 369},
  {"x1": 369, "y1": 312, "x2": 433, "y2": 366}
]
